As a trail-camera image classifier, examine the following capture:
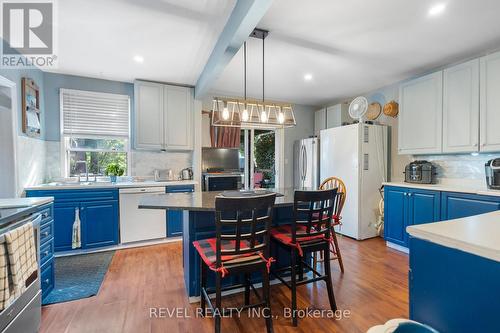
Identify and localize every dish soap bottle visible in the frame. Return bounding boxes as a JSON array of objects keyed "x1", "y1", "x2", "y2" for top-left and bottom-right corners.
[{"x1": 72, "y1": 207, "x2": 81, "y2": 249}]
